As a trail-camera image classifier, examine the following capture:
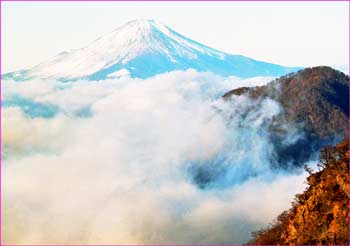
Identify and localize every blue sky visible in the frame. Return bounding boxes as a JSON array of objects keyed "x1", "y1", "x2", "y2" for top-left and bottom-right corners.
[{"x1": 2, "y1": 1, "x2": 349, "y2": 73}]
